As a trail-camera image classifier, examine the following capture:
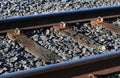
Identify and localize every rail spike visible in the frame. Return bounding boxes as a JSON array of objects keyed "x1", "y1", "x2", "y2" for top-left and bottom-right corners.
[{"x1": 53, "y1": 22, "x2": 66, "y2": 31}]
